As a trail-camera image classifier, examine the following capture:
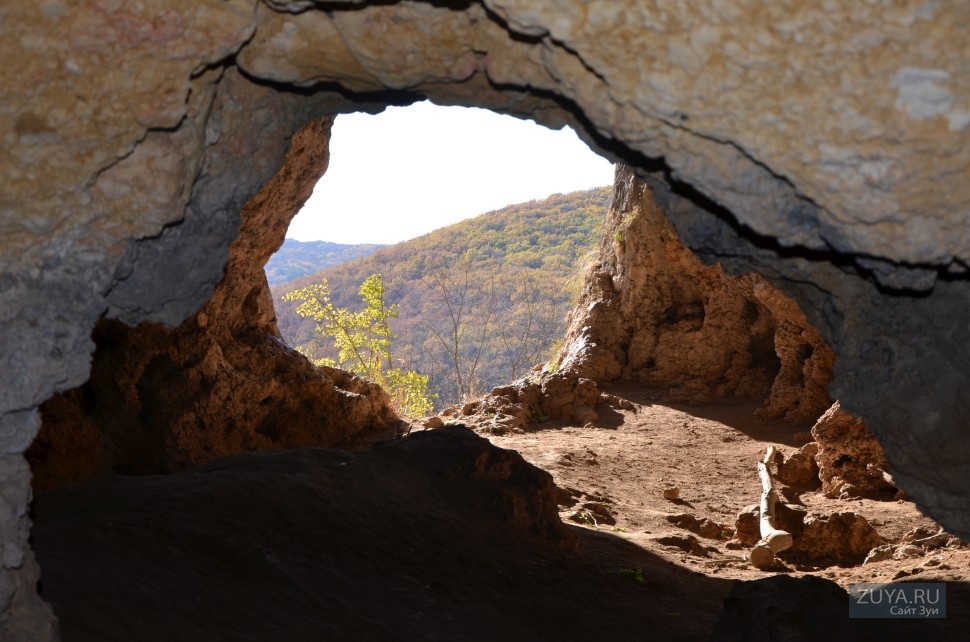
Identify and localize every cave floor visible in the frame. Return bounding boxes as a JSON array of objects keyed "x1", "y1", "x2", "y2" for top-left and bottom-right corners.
[
  {"x1": 484, "y1": 384, "x2": 969, "y2": 587},
  {"x1": 31, "y1": 386, "x2": 970, "y2": 641}
]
